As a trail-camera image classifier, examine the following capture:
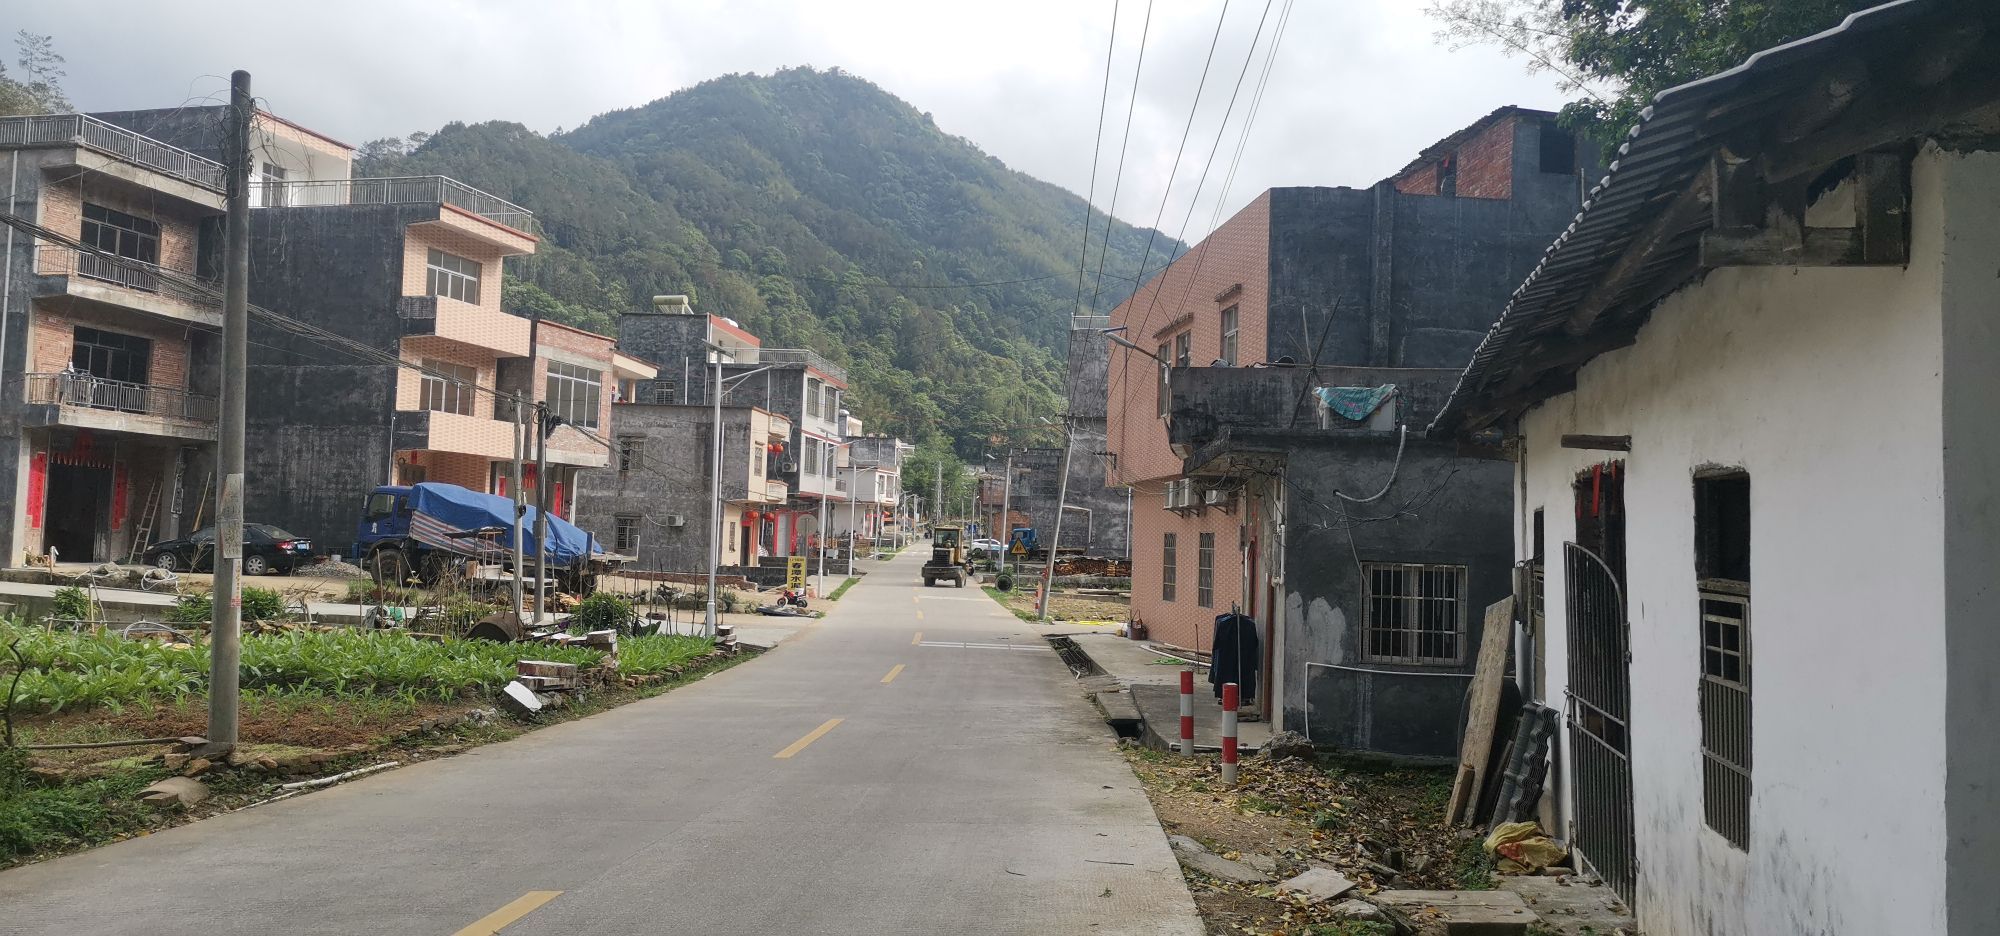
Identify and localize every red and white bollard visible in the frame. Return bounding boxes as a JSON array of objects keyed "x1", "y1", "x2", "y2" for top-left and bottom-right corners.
[
  {"x1": 1221, "y1": 682, "x2": 1240, "y2": 785},
  {"x1": 1179, "y1": 667, "x2": 1196, "y2": 756}
]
